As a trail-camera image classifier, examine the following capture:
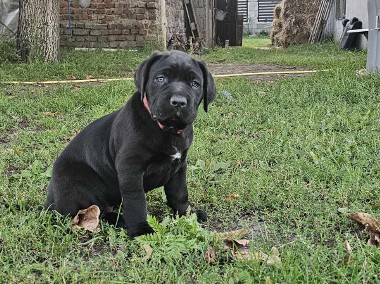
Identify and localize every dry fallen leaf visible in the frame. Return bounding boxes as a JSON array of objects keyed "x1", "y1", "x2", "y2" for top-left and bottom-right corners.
[
  {"x1": 43, "y1": 111, "x2": 61, "y2": 117},
  {"x1": 344, "y1": 240, "x2": 352, "y2": 264},
  {"x1": 233, "y1": 239, "x2": 250, "y2": 247},
  {"x1": 72, "y1": 205, "x2": 100, "y2": 232},
  {"x1": 223, "y1": 193, "x2": 240, "y2": 201},
  {"x1": 204, "y1": 246, "x2": 217, "y2": 264},
  {"x1": 141, "y1": 244, "x2": 153, "y2": 261},
  {"x1": 226, "y1": 112, "x2": 234, "y2": 118},
  {"x1": 69, "y1": 130, "x2": 81, "y2": 141},
  {"x1": 215, "y1": 229, "x2": 281, "y2": 266},
  {"x1": 347, "y1": 212, "x2": 380, "y2": 233},
  {"x1": 216, "y1": 228, "x2": 249, "y2": 242},
  {"x1": 348, "y1": 212, "x2": 380, "y2": 249},
  {"x1": 367, "y1": 233, "x2": 380, "y2": 248}
]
